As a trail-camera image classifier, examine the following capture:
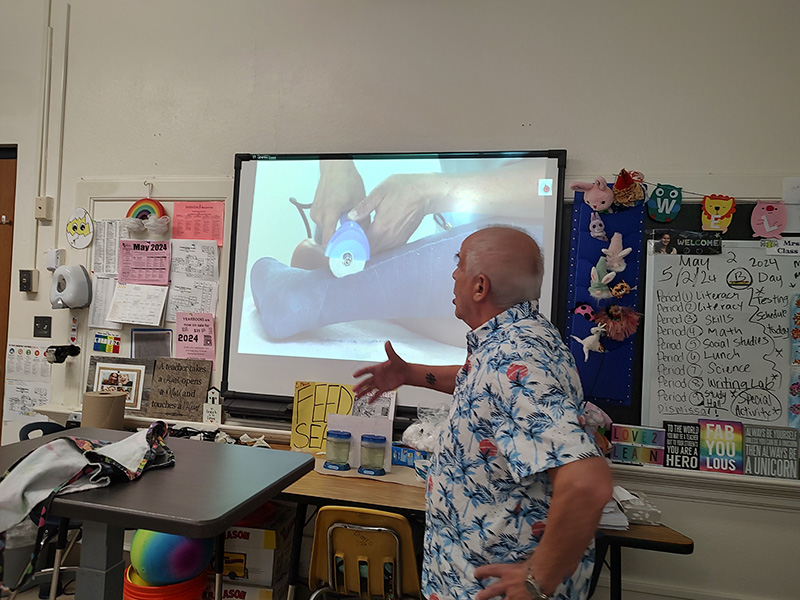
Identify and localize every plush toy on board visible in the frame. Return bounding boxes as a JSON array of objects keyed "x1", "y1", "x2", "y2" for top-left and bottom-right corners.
[
  {"x1": 581, "y1": 401, "x2": 613, "y2": 455},
  {"x1": 572, "y1": 302, "x2": 595, "y2": 321},
  {"x1": 588, "y1": 256, "x2": 616, "y2": 300},
  {"x1": 601, "y1": 232, "x2": 632, "y2": 273},
  {"x1": 751, "y1": 200, "x2": 788, "y2": 239},
  {"x1": 593, "y1": 304, "x2": 641, "y2": 341},
  {"x1": 701, "y1": 194, "x2": 736, "y2": 233},
  {"x1": 571, "y1": 323, "x2": 606, "y2": 362},
  {"x1": 570, "y1": 178, "x2": 615, "y2": 213},
  {"x1": 610, "y1": 280, "x2": 635, "y2": 299},
  {"x1": 589, "y1": 211, "x2": 609, "y2": 241},
  {"x1": 612, "y1": 169, "x2": 646, "y2": 207}
]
